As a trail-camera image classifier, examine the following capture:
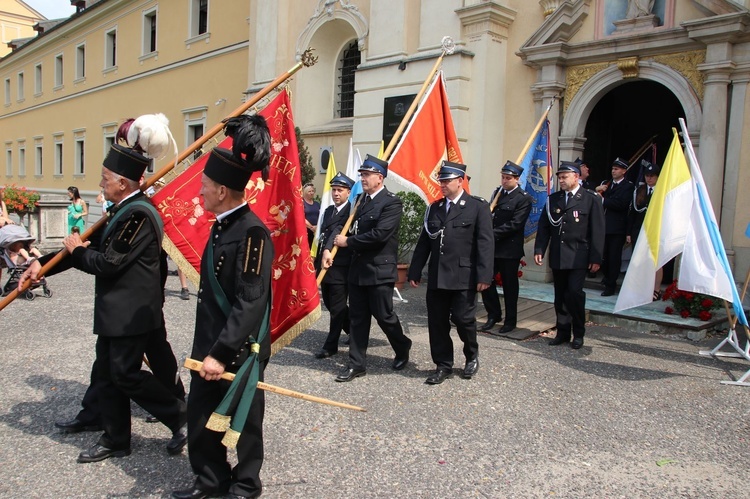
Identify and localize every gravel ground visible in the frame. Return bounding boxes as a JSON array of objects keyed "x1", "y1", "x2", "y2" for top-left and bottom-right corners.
[{"x1": 1, "y1": 268, "x2": 749, "y2": 498}]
